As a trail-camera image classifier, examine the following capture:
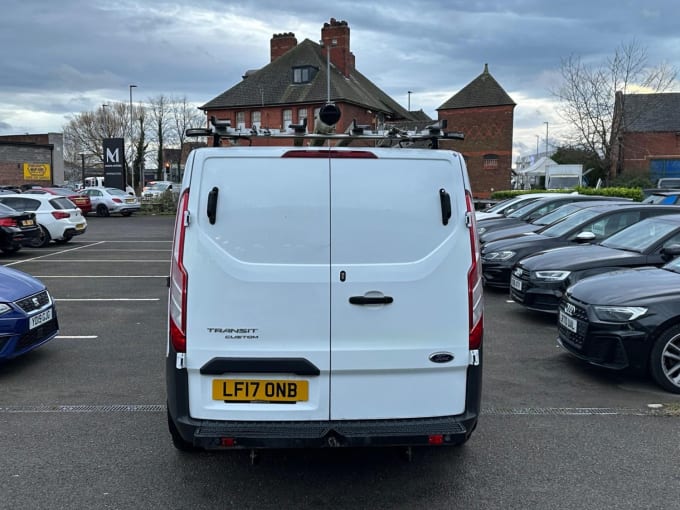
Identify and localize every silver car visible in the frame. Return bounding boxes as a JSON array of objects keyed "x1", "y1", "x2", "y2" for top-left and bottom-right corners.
[{"x1": 82, "y1": 187, "x2": 141, "y2": 217}]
